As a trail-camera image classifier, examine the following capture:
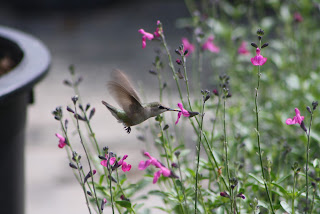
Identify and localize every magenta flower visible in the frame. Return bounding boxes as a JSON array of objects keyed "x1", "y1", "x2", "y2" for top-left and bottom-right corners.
[
  {"x1": 138, "y1": 29, "x2": 154, "y2": 49},
  {"x1": 251, "y1": 48, "x2": 267, "y2": 66},
  {"x1": 100, "y1": 154, "x2": 116, "y2": 167},
  {"x1": 286, "y1": 108, "x2": 305, "y2": 125},
  {"x1": 117, "y1": 155, "x2": 132, "y2": 172},
  {"x1": 55, "y1": 133, "x2": 67, "y2": 148},
  {"x1": 294, "y1": 12, "x2": 303, "y2": 22},
  {"x1": 202, "y1": 36, "x2": 220, "y2": 53},
  {"x1": 175, "y1": 103, "x2": 191, "y2": 125},
  {"x1": 238, "y1": 41, "x2": 250, "y2": 55},
  {"x1": 138, "y1": 152, "x2": 171, "y2": 184},
  {"x1": 181, "y1": 38, "x2": 195, "y2": 56},
  {"x1": 101, "y1": 154, "x2": 131, "y2": 172},
  {"x1": 138, "y1": 21, "x2": 162, "y2": 49}
]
